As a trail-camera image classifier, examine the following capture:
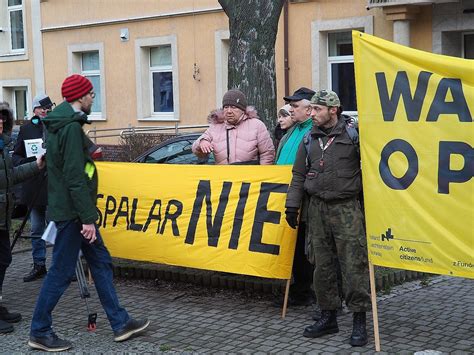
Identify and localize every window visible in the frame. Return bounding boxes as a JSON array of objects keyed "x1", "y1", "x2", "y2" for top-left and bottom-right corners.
[
  {"x1": 328, "y1": 31, "x2": 357, "y2": 113},
  {"x1": 0, "y1": 0, "x2": 27, "y2": 58},
  {"x1": 150, "y1": 46, "x2": 173, "y2": 115},
  {"x1": 311, "y1": 16, "x2": 373, "y2": 116},
  {"x1": 215, "y1": 30, "x2": 230, "y2": 109},
  {"x1": 68, "y1": 43, "x2": 106, "y2": 120},
  {"x1": 13, "y1": 87, "x2": 27, "y2": 121},
  {"x1": 81, "y1": 51, "x2": 101, "y2": 114},
  {"x1": 0, "y1": 79, "x2": 31, "y2": 123},
  {"x1": 8, "y1": 0, "x2": 24, "y2": 52},
  {"x1": 463, "y1": 33, "x2": 474, "y2": 59},
  {"x1": 135, "y1": 35, "x2": 179, "y2": 121}
]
